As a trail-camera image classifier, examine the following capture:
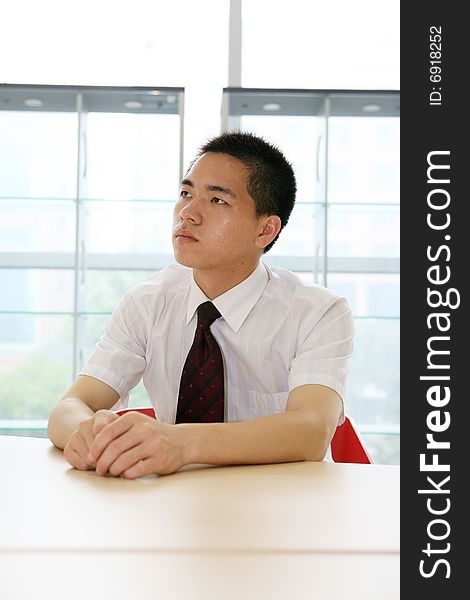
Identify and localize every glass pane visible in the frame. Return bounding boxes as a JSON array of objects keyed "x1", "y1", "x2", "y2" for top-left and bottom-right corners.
[
  {"x1": 347, "y1": 318, "x2": 399, "y2": 427},
  {"x1": 0, "y1": 314, "x2": 73, "y2": 419},
  {"x1": 362, "y1": 433, "x2": 400, "y2": 465},
  {"x1": 328, "y1": 117, "x2": 400, "y2": 204},
  {"x1": 85, "y1": 113, "x2": 180, "y2": 201},
  {"x1": 1, "y1": 2, "x2": 229, "y2": 88},
  {"x1": 84, "y1": 200, "x2": 174, "y2": 254},
  {"x1": 84, "y1": 270, "x2": 155, "y2": 312},
  {"x1": 240, "y1": 115, "x2": 323, "y2": 203},
  {"x1": 0, "y1": 199, "x2": 76, "y2": 253},
  {"x1": 268, "y1": 203, "x2": 324, "y2": 257},
  {"x1": 242, "y1": 0, "x2": 400, "y2": 89},
  {"x1": 327, "y1": 273, "x2": 400, "y2": 318},
  {"x1": 0, "y1": 269, "x2": 75, "y2": 312},
  {"x1": 0, "y1": 111, "x2": 77, "y2": 198},
  {"x1": 328, "y1": 204, "x2": 399, "y2": 258}
]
